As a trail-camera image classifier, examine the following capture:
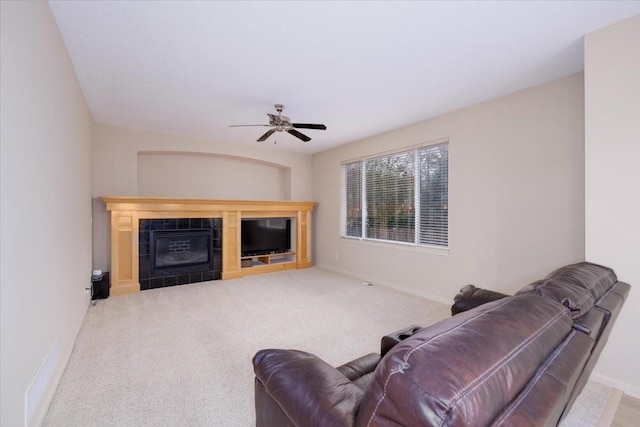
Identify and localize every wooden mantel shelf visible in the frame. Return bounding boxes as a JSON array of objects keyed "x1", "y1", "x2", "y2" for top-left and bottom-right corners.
[{"x1": 102, "y1": 197, "x2": 316, "y2": 296}]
